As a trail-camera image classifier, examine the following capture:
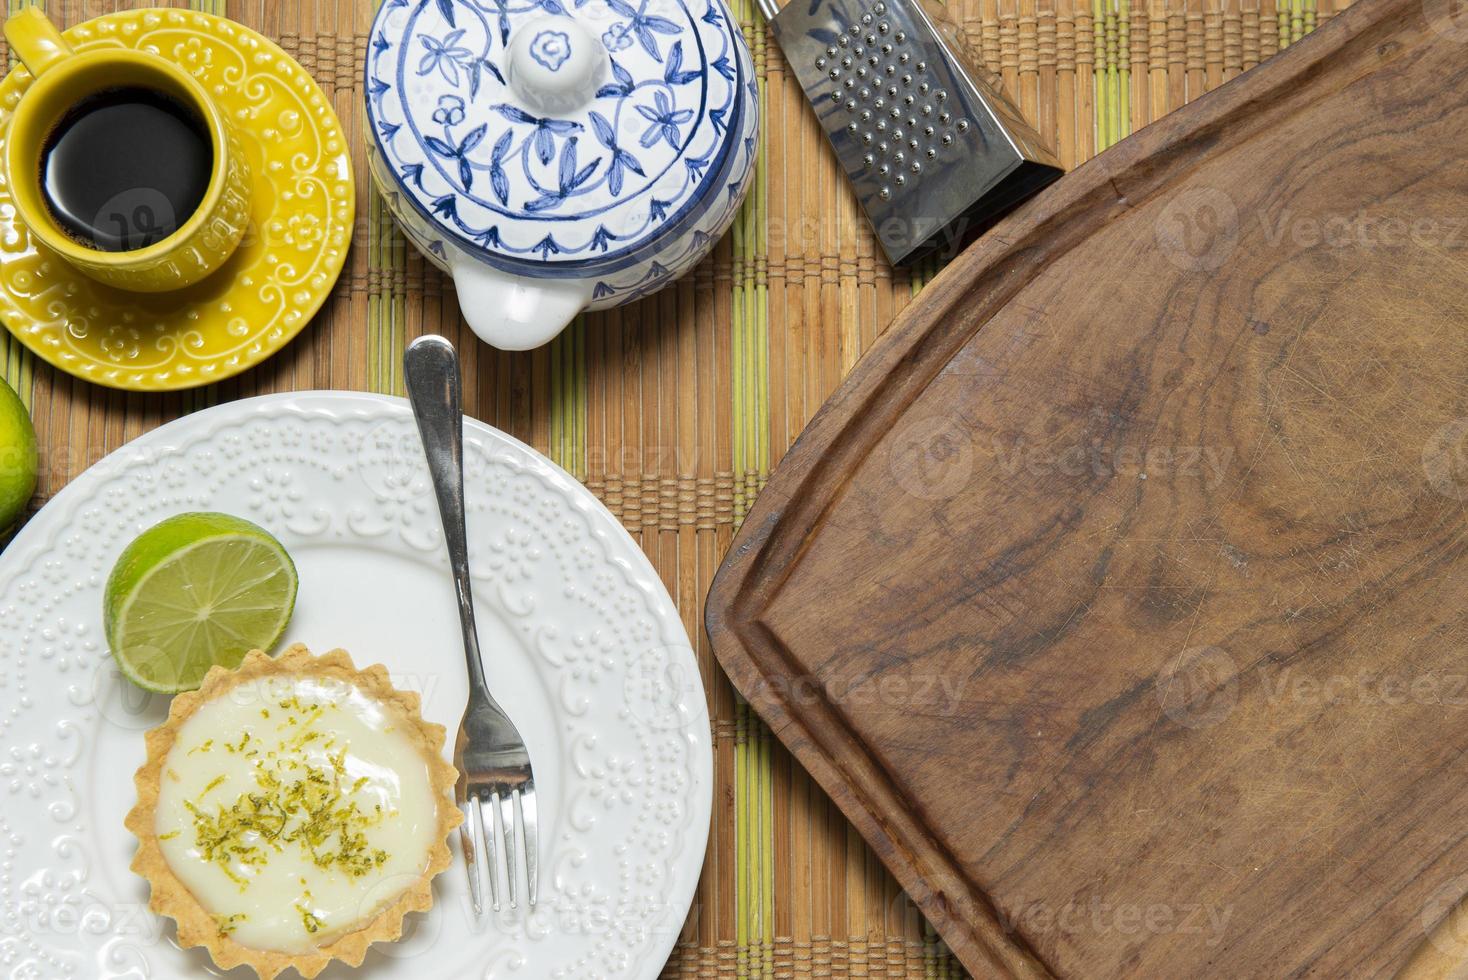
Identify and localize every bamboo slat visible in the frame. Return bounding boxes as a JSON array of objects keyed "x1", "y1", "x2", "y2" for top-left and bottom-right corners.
[{"x1": 0, "y1": 0, "x2": 1345, "y2": 975}]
